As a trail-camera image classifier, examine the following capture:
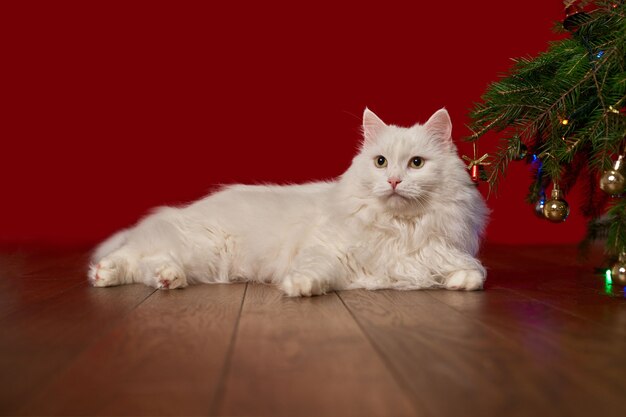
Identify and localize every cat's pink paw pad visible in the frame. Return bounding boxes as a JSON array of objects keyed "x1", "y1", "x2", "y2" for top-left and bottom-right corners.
[
  {"x1": 93, "y1": 264, "x2": 102, "y2": 280},
  {"x1": 155, "y1": 265, "x2": 187, "y2": 290},
  {"x1": 445, "y1": 270, "x2": 484, "y2": 291},
  {"x1": 89, "y1": 259, "x2": 120, "y2": 287}
]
